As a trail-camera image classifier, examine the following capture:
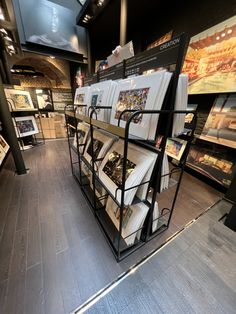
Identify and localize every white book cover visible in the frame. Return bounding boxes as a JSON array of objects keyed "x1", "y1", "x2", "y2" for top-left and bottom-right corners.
[
  {"x1": 105, "y1": 197, "x2": 149, "y2": 246},
  {"x1": 110, "y1": 72, "x2": 166, "y2": 139}
]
